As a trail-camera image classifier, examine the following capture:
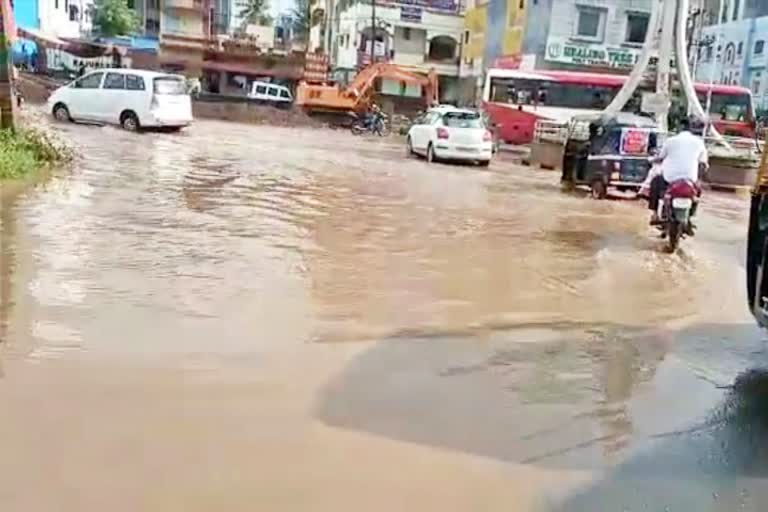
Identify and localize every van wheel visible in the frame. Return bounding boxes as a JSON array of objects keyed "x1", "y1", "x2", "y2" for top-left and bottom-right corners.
[
  {"x1": 120, "y1": 111, "x2": 140, "y2": 132},
  {"x1": 52, "y1": 103, "x2": 71, "y2": 122}
]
